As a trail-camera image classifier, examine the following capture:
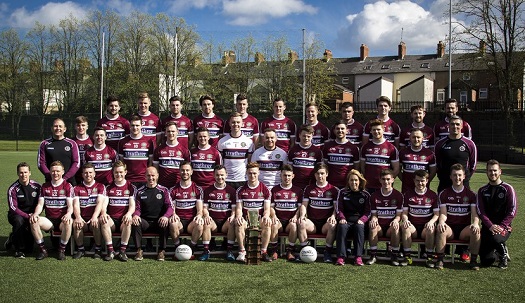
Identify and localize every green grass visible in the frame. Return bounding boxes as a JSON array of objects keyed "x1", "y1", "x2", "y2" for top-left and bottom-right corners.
[
  {"x1": 0, "y1": 140, "x2": 41, "y2": 151},
  {"x1": 0, "y1": 151, "x2": 524, "y2": 303}
]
